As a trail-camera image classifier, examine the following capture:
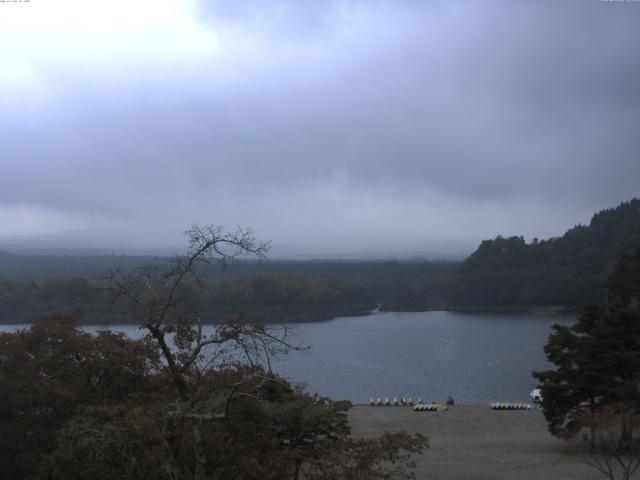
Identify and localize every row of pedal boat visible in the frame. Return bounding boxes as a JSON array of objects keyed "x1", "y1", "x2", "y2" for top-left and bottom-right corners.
[
  {"x1": 414, "y1": 403, "x2": 449, "y2": 411},
  {"x1": 414, "y1": 402, "x2": 536, "y2": 411},
  {"x1": 368, "y1": 397, "x2": 537, "y2": 411},
  {"x1": 489, "y1": 401, "x2": 537, "y2": 410}
]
